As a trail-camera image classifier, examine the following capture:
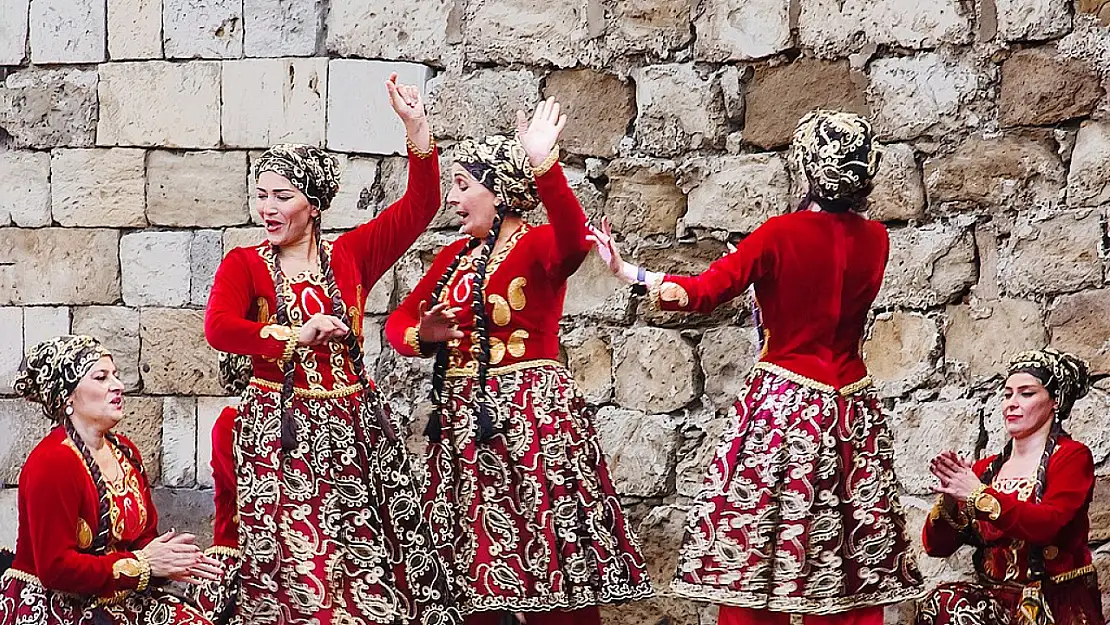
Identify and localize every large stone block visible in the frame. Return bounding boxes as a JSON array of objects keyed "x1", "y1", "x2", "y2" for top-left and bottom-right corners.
[
  {"x1": 191, "y1": 230, "x2": 223, "y2": 307},
  {"x1": 0, "y1": 151, "x2": 50, "y2": 227},
  {"x1": 924, "y1": 135, "x2": 1065, "y2": 212},
  {"x1": 693, "y1": 0, "x2": 791, "y2": 61},
  {"x1": 150, "y1": 488, "x2": 215, "y2": 548},
  {"x1": 121, "y1": 232, "x2": 192, "y2": 307},
  {"x1": 700, "y1": 326, "x2": 759, "y2": 410},
  {"x1": 327, "y1": 0, "x2": 450, "y2": 63},
  {"x1": 426, "y1": 68, "x2": 539, "y2": 141},
  {"x1": 562, "y1": 327, "x2": 613, "y2": 404},
  {"x1": 633, "y1": 64, "x2": 727, "y2": 157},
  {"x1": 877, "y1": 224, "x2": 977, "y2": 309},
  {"x1": 22, "y1": 306, "x2": 70, "y2": 350},
  {"x1": 52, "y1": 149, "x2": 147, "y2": 228},
  {"x1": 744, "y1": 58, "x2": 868, "y2": 150},
  {"x1": 1060, "y1": 386, "x2": 1110, "y2": 468},
  {"x1": 889, "y1": 398, "x2": 981, "y2": 495},
  {"x1": 562, "y1": 252, "x2": 630, "y2": 322},
  {"x1": 864, "y1": 312, "x2": 939, "y2": 398},
  {"x1": 993, "y1": 0, "x2": 1071, "y2": 41},
  {"x1": 140, "y1": 308, "x2": 221, "y2": 396},
  {"x1": 108, "y1": 0, "x2": 162, "y2": 59},
  {"x1": 327, "y1": 59, "x2": 434, "y2": 155},
  {"x1": 147, "y1": 151, "x2": 249, "y2": 227},
  {"x1": 614, "y1": 326, "x2": 700, "y2": 413},
  {"x1": 998, "y1": 211, "x2": 1102, "y2": 297},
  {"x1": 868, "y1": 53, "x2": 983, "y2": 142},
  {"x1": 0, "y1": 67, "x2": 97, "y2": 149},
  {"x1": 945, "y1": 298, "x2": 1046, "y2": 378},
  {"x1": 0, "y1": 399, "x2": 51, "y2": 486},
  {"x1": 1078, "y1": 0, "x2": 1110, "y2": 24},
  {"x1": 1067, "y1": 121, "x2": 1110, "y2": 208},
  {"x1": 0, "y1": 229, "x2": 121, "y2": 305},
  {"x1": 868, "y1": 144, "x2": 926, "y2": 222},
  {"x1": 799, "y1": 0, "x2": 973, "y2": 57},
  {"x1": 543, "y1": 69, "x2": 634, "y2": 159},
  {"x1": 465, "y1": 0, "x2": 601, "y2": 68},
  {"x1": 680, "y1": 153, "x2": 791, "y2": 234},
  {"x1": 29, "y1": 0, "x2": 106, "y2": 63},
  {"x1": 0, "y1": 488, "x2": 17, "y2": 548},
  {"x1": 602, "y1": 158, "x2": 686, "y2": 239},
  {"x1": 326, "y1": 156, "x2": 382, "y2": 231},
  {"x1": 72, "y1": 307, "x2": 141, "y2": 392},
  {"x1": 245, "y1": 0, "x2": 320, "y2": 57},
  {"x1": 0, "y1": 0, "x2": 28, "y2": 65},
  {"x1": 605, "y1": 0, "x2": 691, "y2": 58},
  {"x1": 197, "y1": 396, "x2": 236, "y2": 488},
  {"x1": 632, "y1": 238, "x2": 745, "y2": 327},
  {"x1": 0, "y1": 308, "x2": 22, "y2": 397},
  {"x1": 161, "y1": 397, "x2": 197, "y2": 488},
  {"x1": 1048, "y1": 289, "x2": 1110, "y2": 374},
  {"x1": 222, "y1": 58, "x2": 327, "y2": 148},
  {"x1": 222, "y1": 227, "x2": 267, "y2": 255},
  {"x1": 594, "y1": 406, "x2": 678, "y2": 497},
  {"x1": 164, "y1": 0, "x2": 243, "y2": 59},
  {"x1": 1000, "y1": 48, "x2": 1102, "y2": 128},
  {"x1": 98, "y1": 61, "x2": 222, "y2": 149},
  {"x1": 116, "y1": 395, "x2": 164, "y2": 484}
]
